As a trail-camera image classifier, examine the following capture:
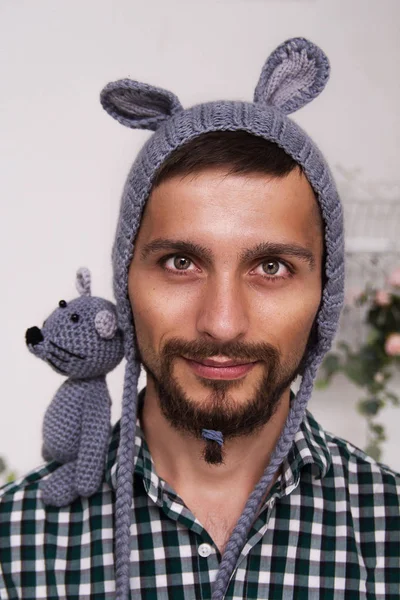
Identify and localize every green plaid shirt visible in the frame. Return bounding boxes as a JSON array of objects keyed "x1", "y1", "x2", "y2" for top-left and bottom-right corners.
[{"x1": 1, "y1": 404, "x2": 399, "y2": 600}]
